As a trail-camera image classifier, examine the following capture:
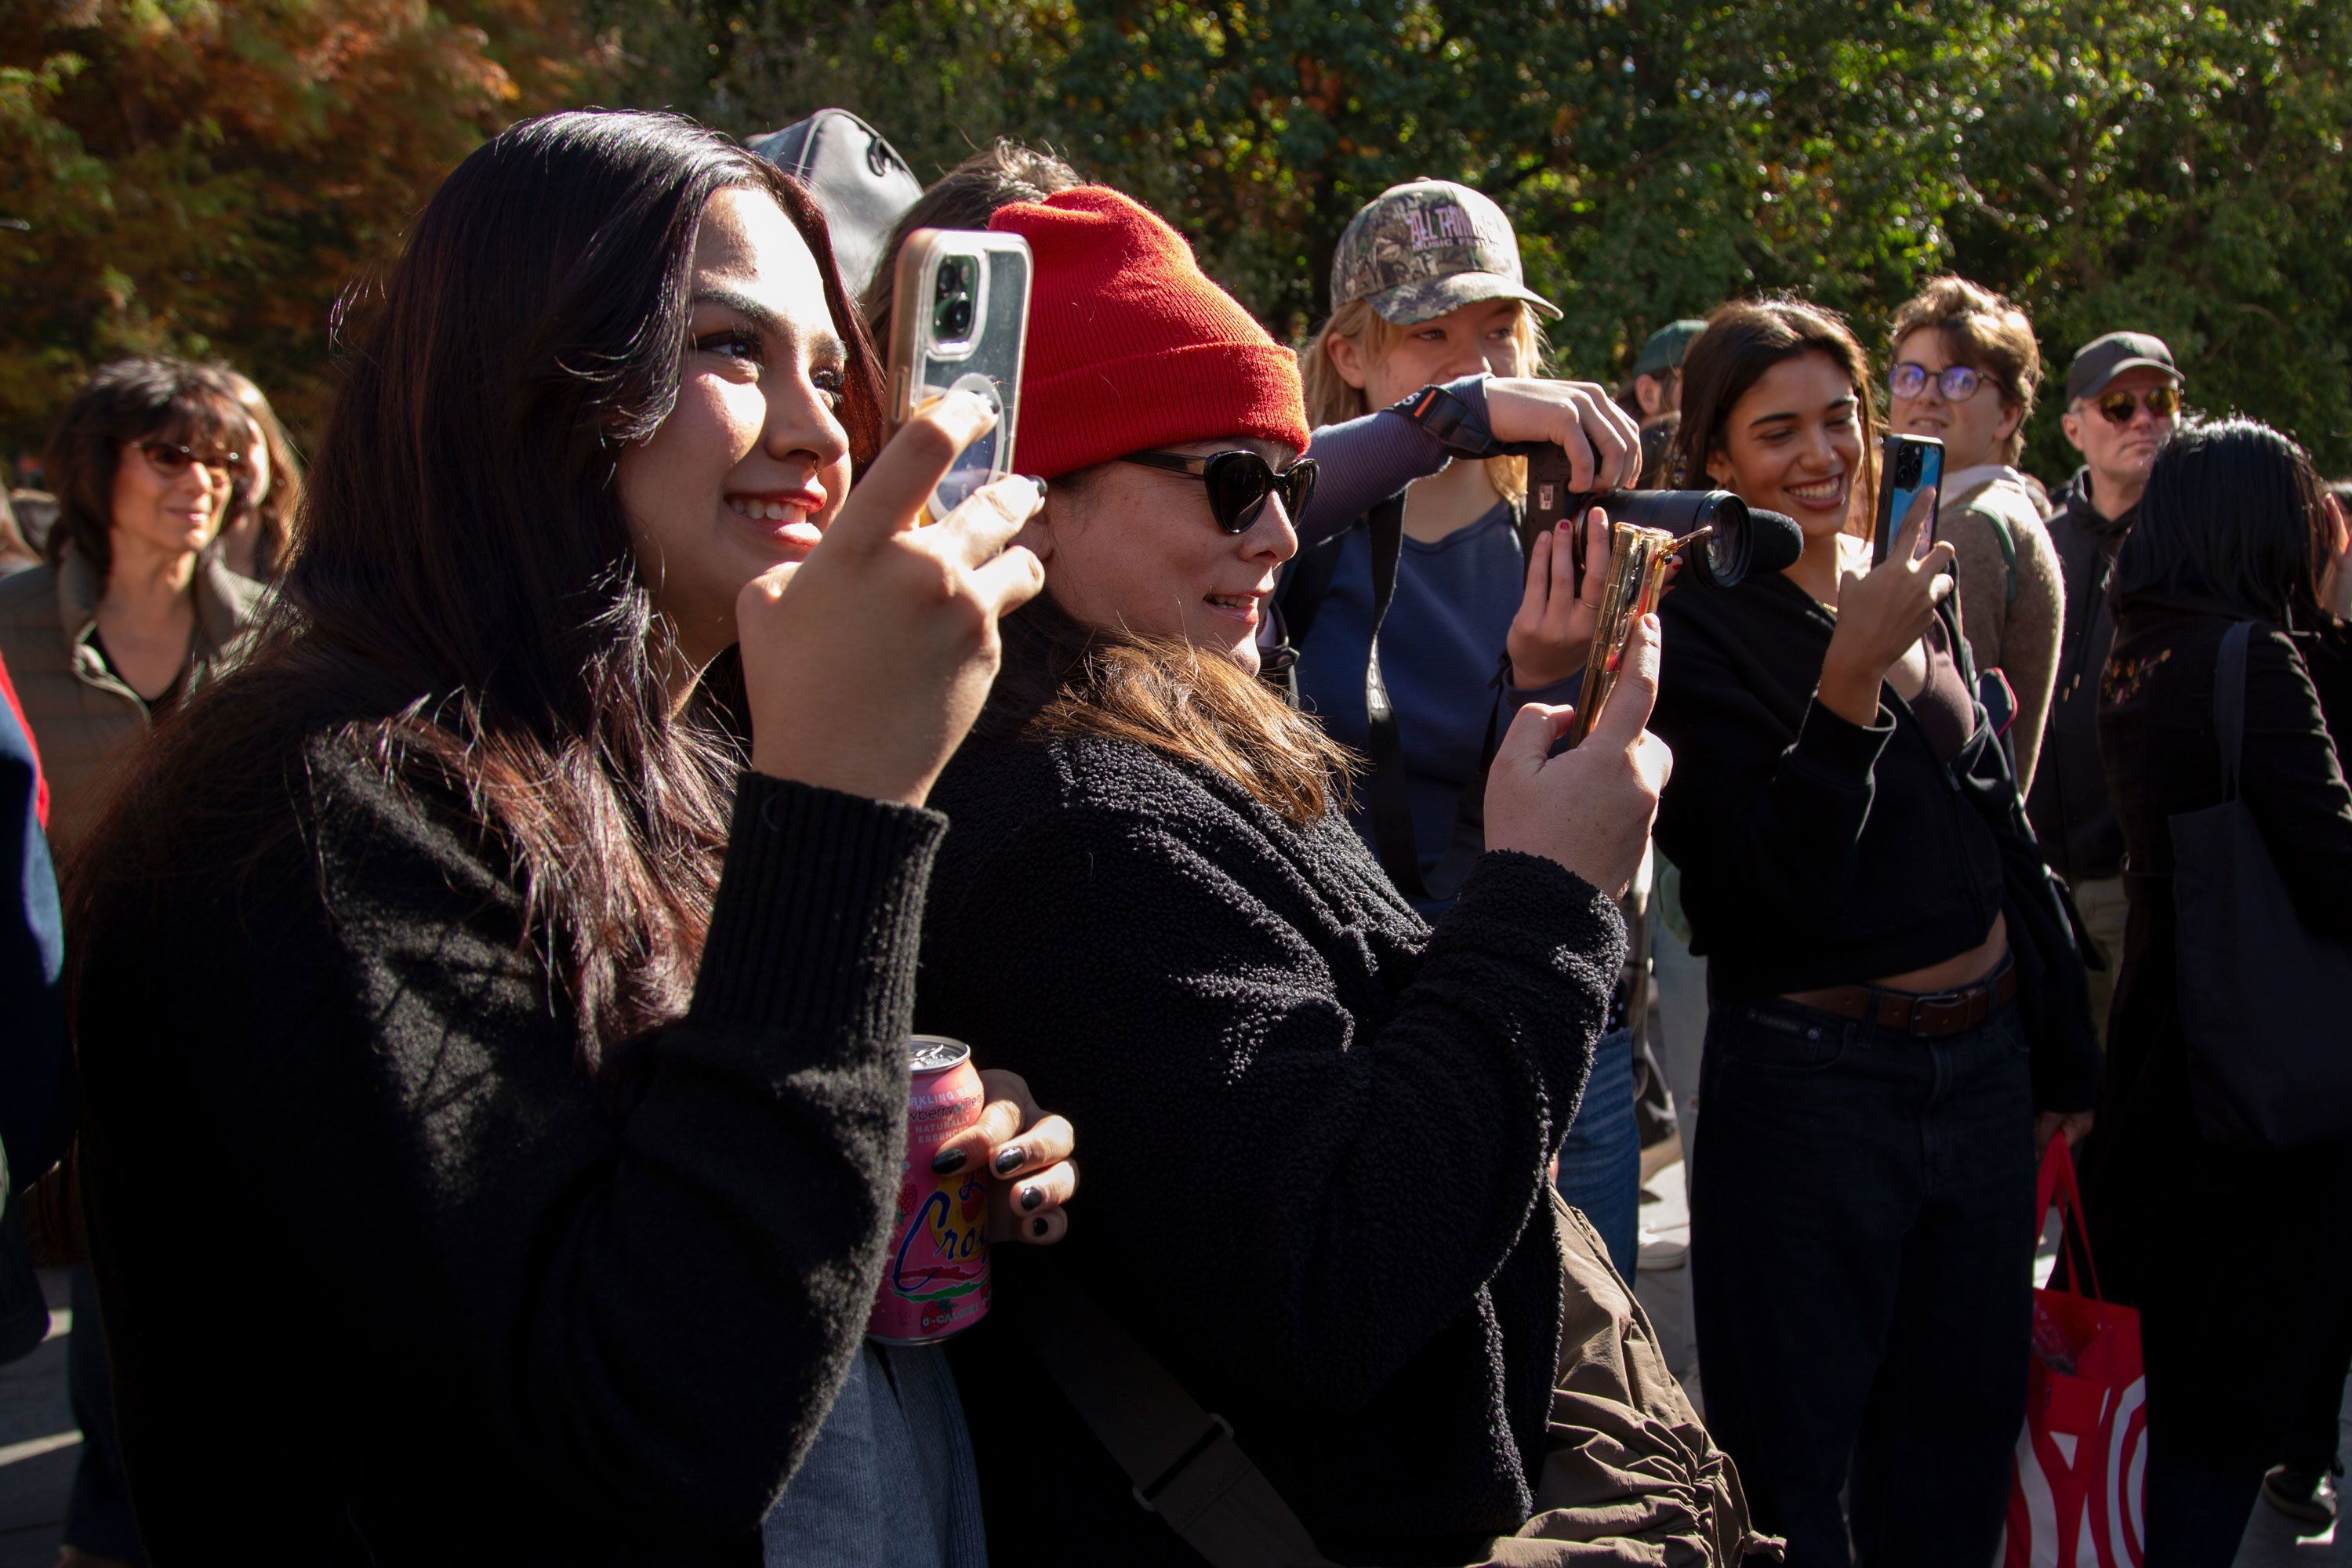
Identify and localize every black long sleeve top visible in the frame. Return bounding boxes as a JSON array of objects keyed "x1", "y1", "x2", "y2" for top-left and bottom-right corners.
[
  {"x1": 73, "y1": 726, "x2": 942, "y2": 1566},
  {"x1": 1651, "y1": 574, "x2": 2098, "y2": 1109},
  {"x1": 1650, "y1": 573, "x2": 2016, "y2": 993},
  {"x1": 913, "y1": 727, "x2": 1625, "y2": 1566}
]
